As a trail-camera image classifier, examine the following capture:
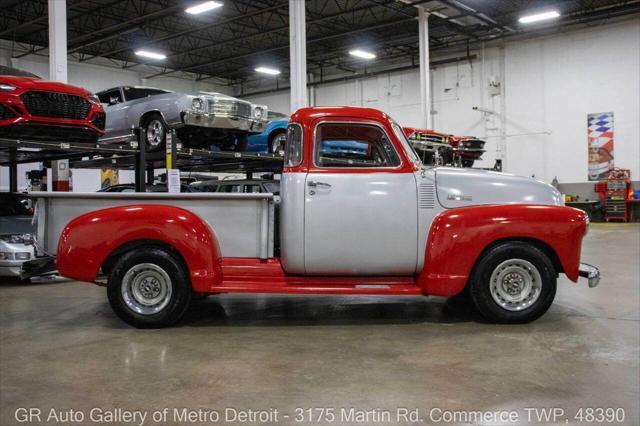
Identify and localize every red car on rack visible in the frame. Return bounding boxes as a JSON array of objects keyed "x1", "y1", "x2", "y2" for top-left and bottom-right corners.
[
  {"x1": 0, "y1": 66, "x2": 105, "y2": 143},
  {"x1": 404, "y1": 127, "x2": 485, "y2": 167}
]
